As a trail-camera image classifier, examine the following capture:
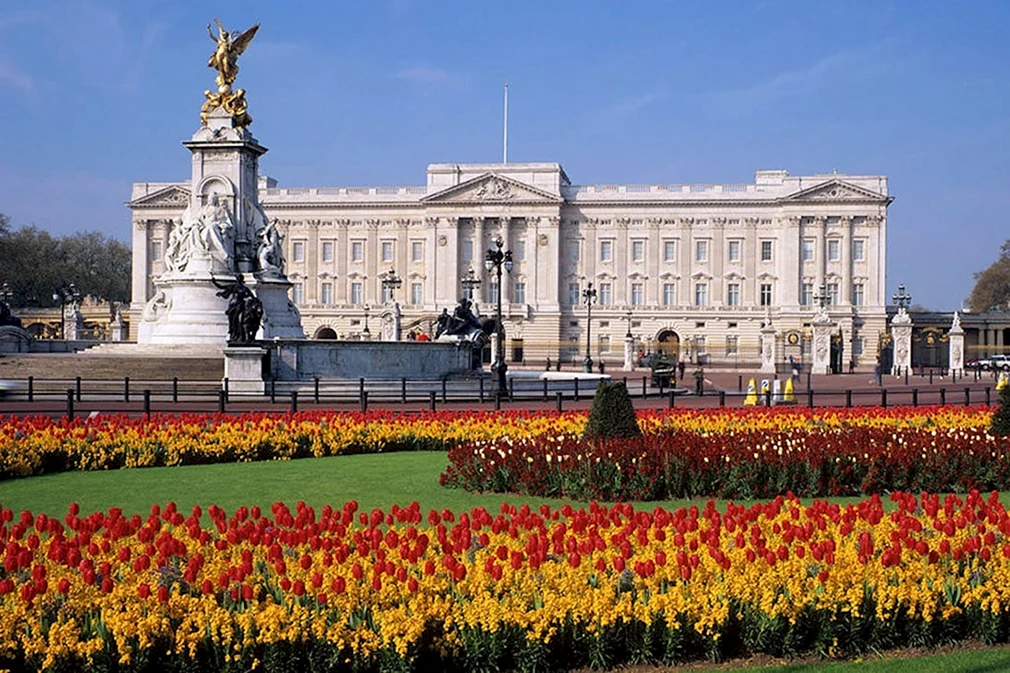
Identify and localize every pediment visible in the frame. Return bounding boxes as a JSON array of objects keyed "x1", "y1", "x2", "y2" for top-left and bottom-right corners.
[
  {"x1": 784, "y1": 179, "x2": 888, "y2": 203},
  {"x1": 421, "y1": 173, "x2": 563, "y2": 204},
  {"x1": 128, "y1": 185, "x2": 191, "y2": 208}
]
